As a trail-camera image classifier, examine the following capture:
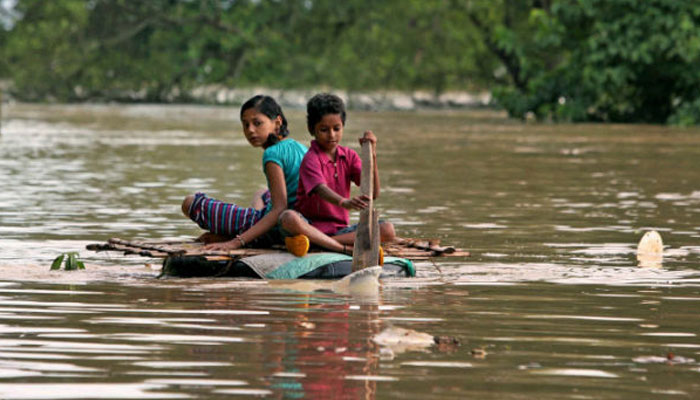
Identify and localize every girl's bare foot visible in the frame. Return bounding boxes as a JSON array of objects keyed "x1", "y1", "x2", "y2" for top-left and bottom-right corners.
[{"x1": 196, "y1": 232, "x2": 232, "y2": 244}]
